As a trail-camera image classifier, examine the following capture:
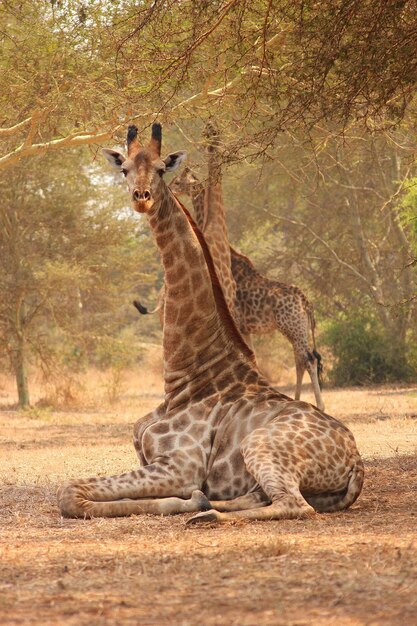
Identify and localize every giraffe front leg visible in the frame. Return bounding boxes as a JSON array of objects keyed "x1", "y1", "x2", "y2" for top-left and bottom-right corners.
[
  {"x1": 187, "y1": 485, "x2": 314, "y2": 524},
  {"x1": 57, "y1": 459, "x2": 203, "y2": 518},
  {"x1": 187, "y1": 496, "x2": 315, "y2": 524},
  {"x1": 59, "y1": 488, "x2": 210, "y2": 519}
]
